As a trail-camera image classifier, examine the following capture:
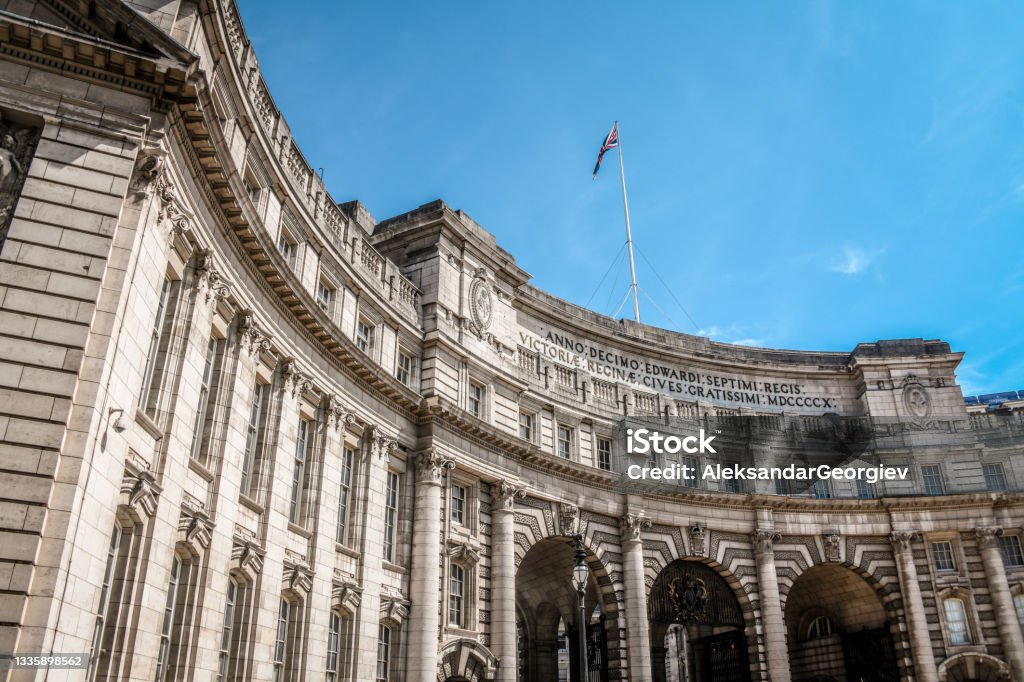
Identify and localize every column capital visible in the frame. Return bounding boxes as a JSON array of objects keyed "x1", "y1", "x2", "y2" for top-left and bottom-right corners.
[
  {"x1": 974, "y1": 526, "x2": 1003, "y2": 549},
  {"x1": 751, "y1": 529, "x2": 781, "y2": 556},
  {"x1": 889, "y1": 531, "x2": 919, "y2": 553},
  {"x1": 365, "y1": 427, "x2": 398, "y2": 460},
  {"x1": 415, "y1": 447, "x2": 455, "y2": 485},
  {"x1": 621, "y1": 513, "x2": 652, "y2": 543},
  {"x1": 493, "y1": 480, "x2": 526, "y2": 512}
]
